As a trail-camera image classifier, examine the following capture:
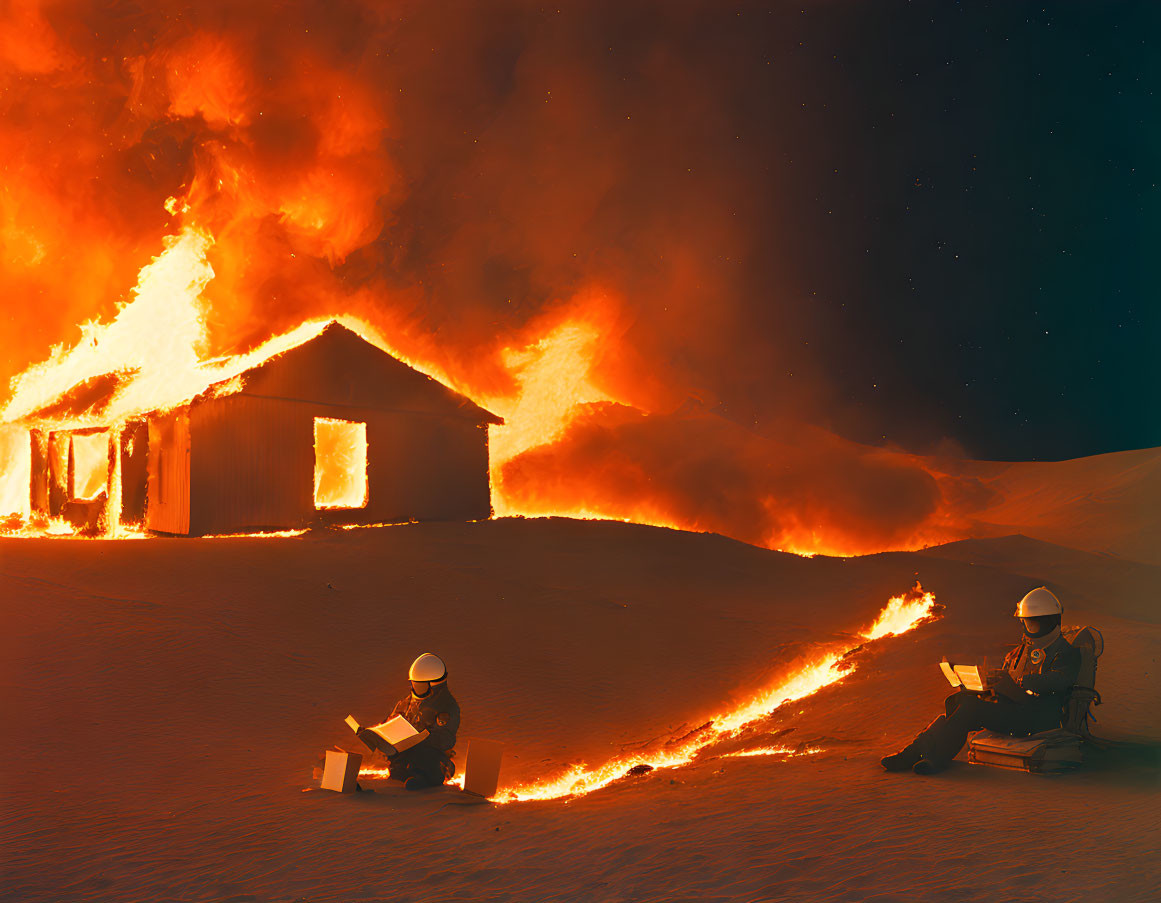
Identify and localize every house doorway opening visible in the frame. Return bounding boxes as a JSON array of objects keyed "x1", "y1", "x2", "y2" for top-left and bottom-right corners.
[
  {"x1": 313, "y1": 418, "x2": 368, "y2": 509},
  {"x1": 70, "y1": 431, "x2": 109, "y2": 501}
]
